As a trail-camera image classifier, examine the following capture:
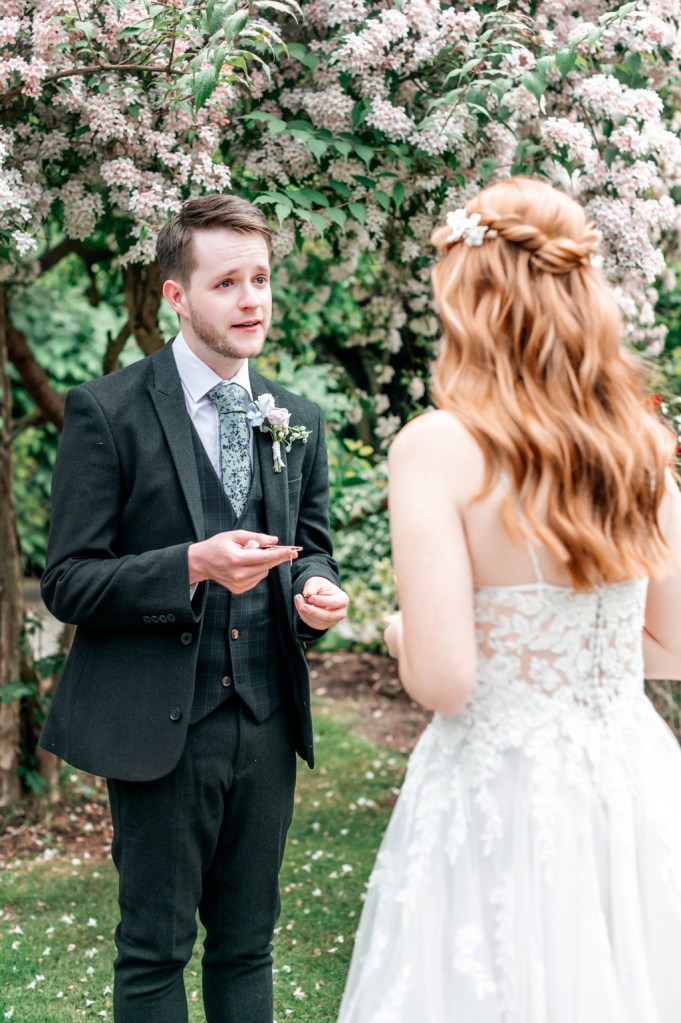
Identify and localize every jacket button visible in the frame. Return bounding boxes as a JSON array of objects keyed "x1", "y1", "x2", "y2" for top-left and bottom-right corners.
[
  {"x1": 167, "y1": 613, "x2": 176, "y2": 622},
  {"x1": 221, "y1": 676, "x2": 232, "y2": 687},
  {"x1": 151, "y1": 615, "x2": 159, "y2": 623},
  {"x1": 231, "y1": 628, "x2": 239, "y2": 640},
  {"x1": 143, "y1": 615, "x2": 151, "y2": 623},
  {"x1": 169, "y1": 707, "x2": 181, "y2": 721},
  {"x1": 180, "y1": 632, "x2": 193, "y2": 645},
  {"x1": 159, "y1": 614, "x2": 167, "y2": 623}
]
